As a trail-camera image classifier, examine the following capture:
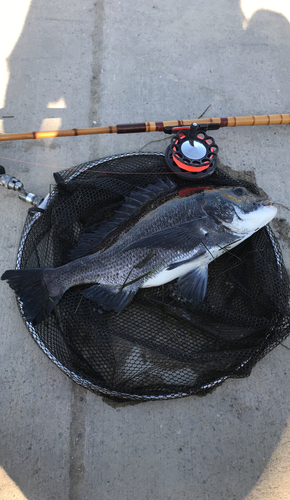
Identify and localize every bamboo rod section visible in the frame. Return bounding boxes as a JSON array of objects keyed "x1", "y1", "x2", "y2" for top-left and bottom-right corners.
[{"x1": 0, "y1": 113, "x2": 289, "y2": 142}]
